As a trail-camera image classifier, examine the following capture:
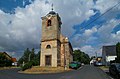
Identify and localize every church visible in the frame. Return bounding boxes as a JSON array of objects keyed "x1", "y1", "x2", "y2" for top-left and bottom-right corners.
[{"x1": 40, "y1": 8, "x2": 73, "y2": 68}]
